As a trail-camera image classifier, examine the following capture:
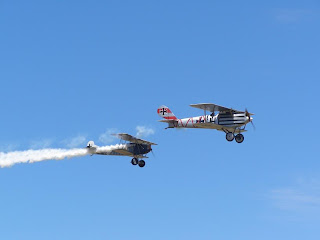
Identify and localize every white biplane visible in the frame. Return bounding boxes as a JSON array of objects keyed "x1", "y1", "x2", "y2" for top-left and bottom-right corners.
[
  {"x1": 157, "y1": 103, "x2": 254, "y2": 143},
  {"x1": 86, "y1": 133, "x2": 156, "y2": 167}
]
